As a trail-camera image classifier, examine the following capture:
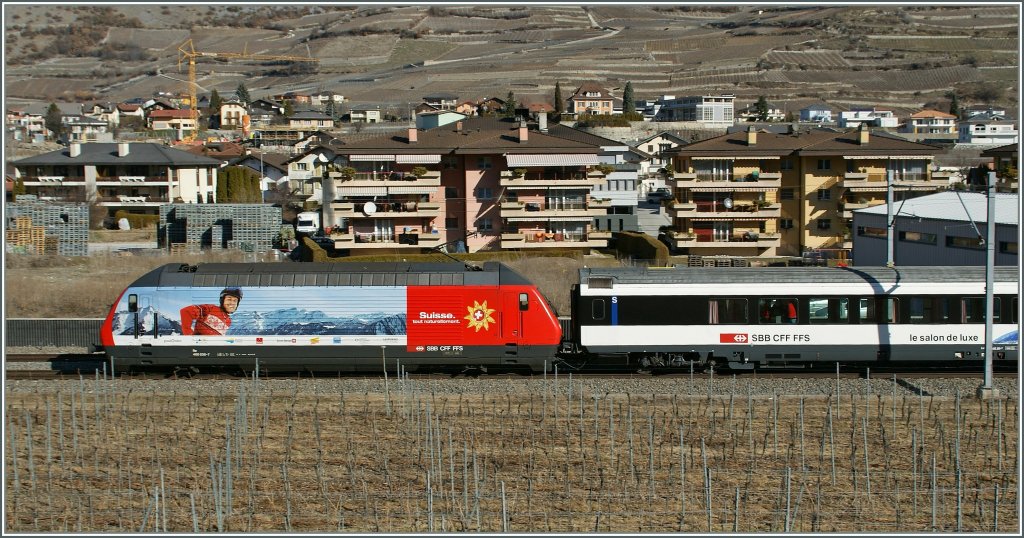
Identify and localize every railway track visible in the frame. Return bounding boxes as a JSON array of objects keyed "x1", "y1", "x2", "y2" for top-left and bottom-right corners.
[{"x1": 5, "y1": 354, "x2": 1017, "y2": 381}]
